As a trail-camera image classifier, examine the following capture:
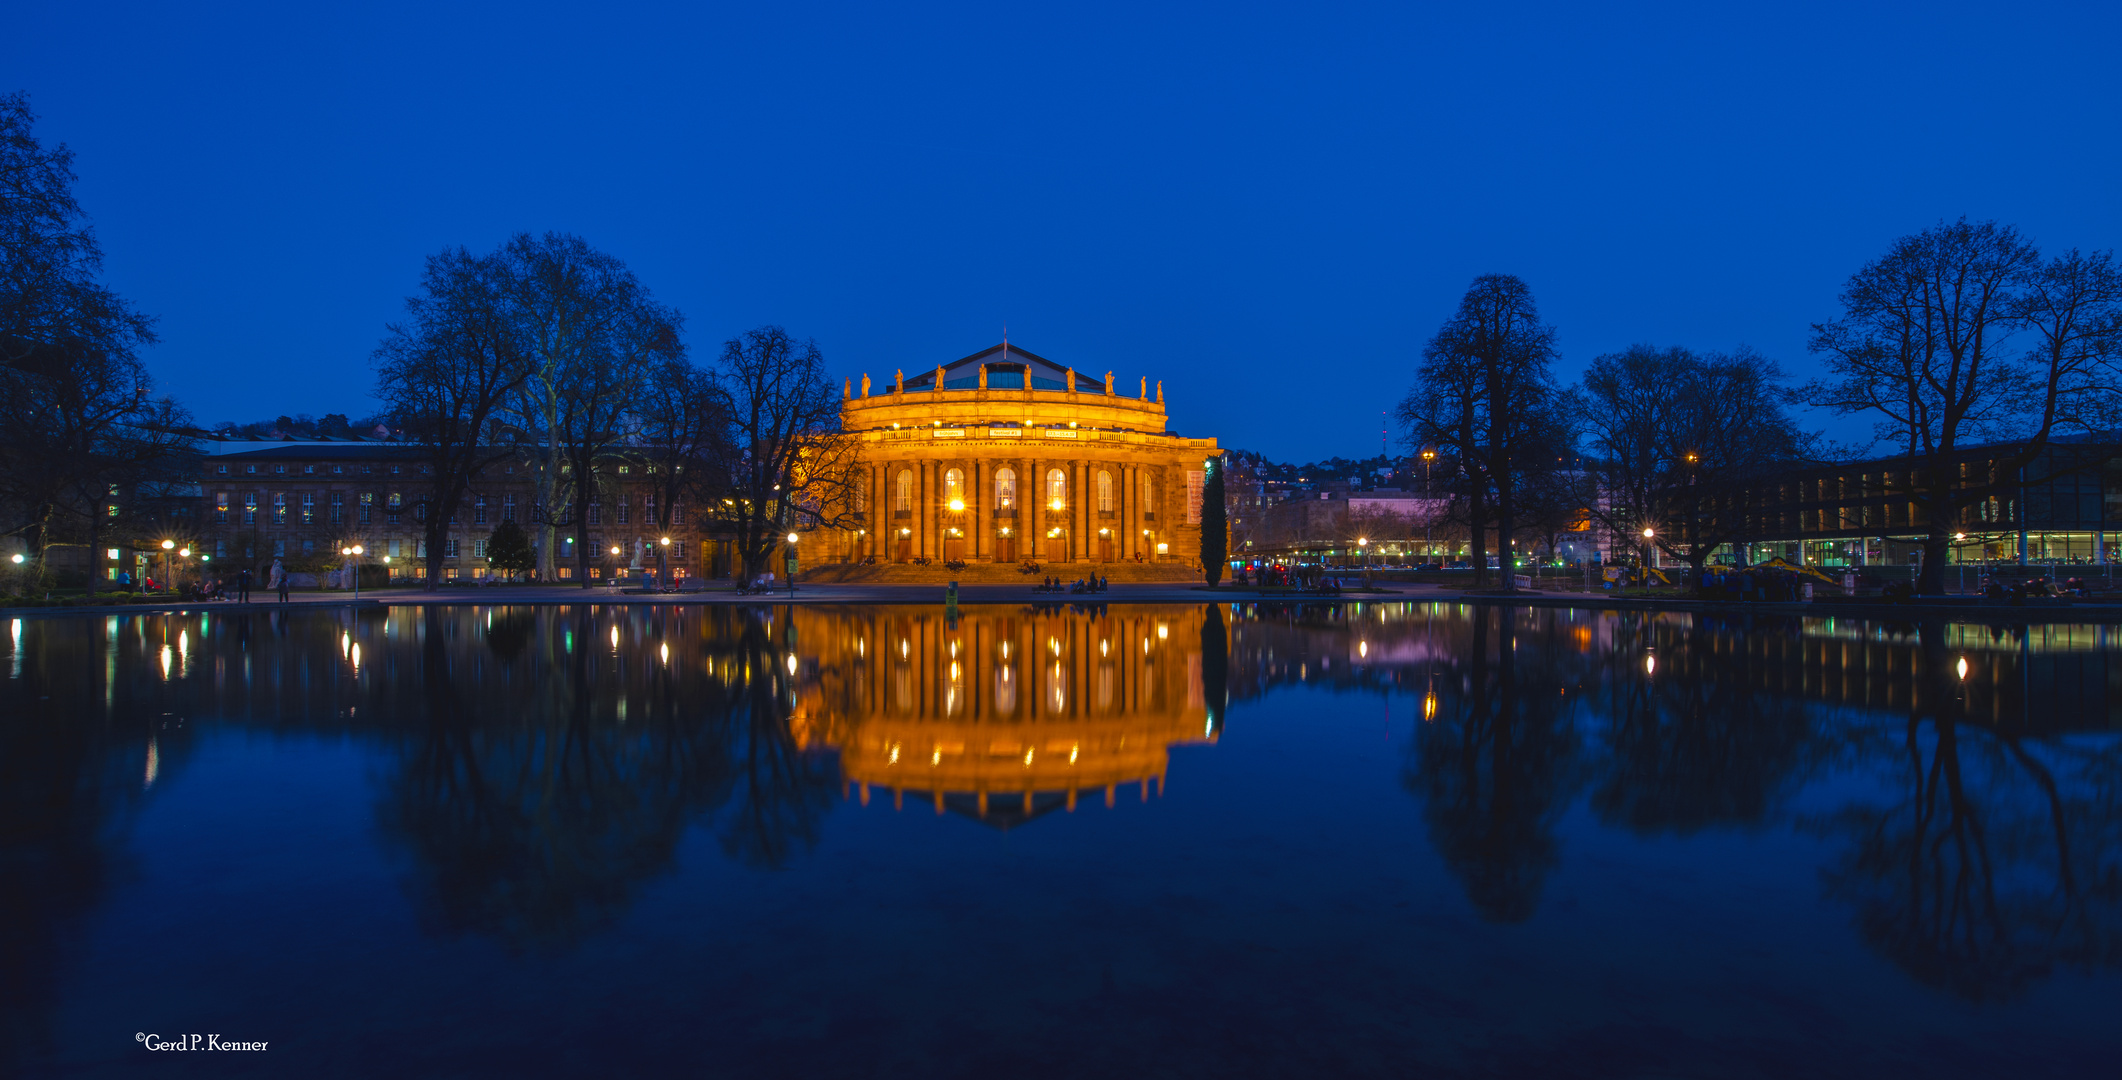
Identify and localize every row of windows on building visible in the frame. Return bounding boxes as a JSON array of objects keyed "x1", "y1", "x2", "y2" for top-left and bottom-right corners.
[
  {"x1": 206, "y1": 492, "x2": 689, "y2": 528},
  {"x1": 887, "y1": 467, "x2": 1150, "y2": 514},
  {"x1": 189, "y1": 534, "x2": 685, "y2": 562}
]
